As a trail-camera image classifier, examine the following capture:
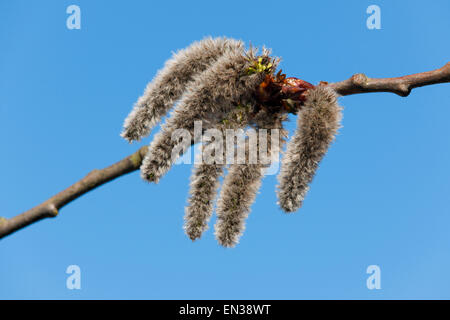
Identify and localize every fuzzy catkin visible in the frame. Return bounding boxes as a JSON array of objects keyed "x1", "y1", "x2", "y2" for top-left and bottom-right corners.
[
  {"x1": 183, "y1": 108, "x2": 257, "y2": 241},
  {"x1": 214, "y1": 162, "x2": 263, "y2": 247},
  {"x1": 121, "y1": 37, "x2": 243, "y2": 142},
  {"x1": 215, "y1": 114, "x2": 286, "y2": 247},
  {"x1": 184, "y1": 162, "x2": 224, "y2": 241},
  {"x1": 140, "y1": 47, "x2": 270, "y2": 183},
  {"x1": 184, "y1": 142, "x2": 225, "y2": 241},
  {"x1": 277, "y1": 86, "x2": 342, "y2": 213}
]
